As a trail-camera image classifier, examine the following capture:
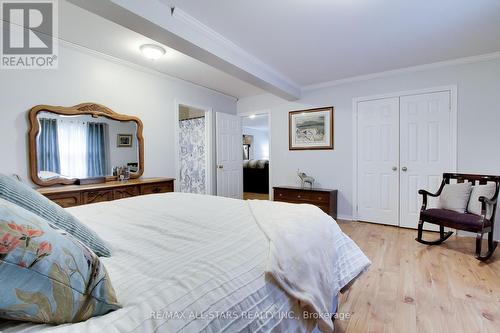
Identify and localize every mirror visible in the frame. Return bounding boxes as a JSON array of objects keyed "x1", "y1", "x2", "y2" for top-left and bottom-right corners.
[{"x1": 29, "y1": 103, "x2": 144, "y2": 186}]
